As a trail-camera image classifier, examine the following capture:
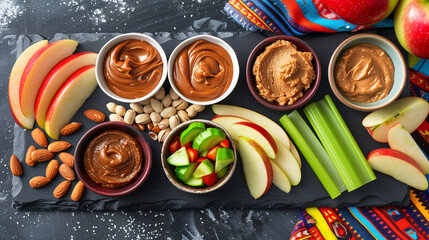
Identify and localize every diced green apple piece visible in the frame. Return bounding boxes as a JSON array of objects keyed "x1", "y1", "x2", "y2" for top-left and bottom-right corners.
[
  {"x1": 192, "y1": 128, "x2": 226, "y2": 153},
  {"x1": 192, "y1": 159, "x2": 214, "y2": 178},
  {"x1": 215, "y1": 147, "x2": 235, "y2": 173},
  {"x1": 166, "y1": 147, "x2": 190, "y2": 167},
  {"x1": 216, "y1": 167, "x2": 228, "y2": 179},
  {"x1": 185, "y1": 177, "x2": 205, "y2": 187},
  {"x1": 175, "y1": 163, "x2": 198, "y2": 182},
  {"x1": 180, "y1": 122, "x2": 205, "y2": 145}
]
